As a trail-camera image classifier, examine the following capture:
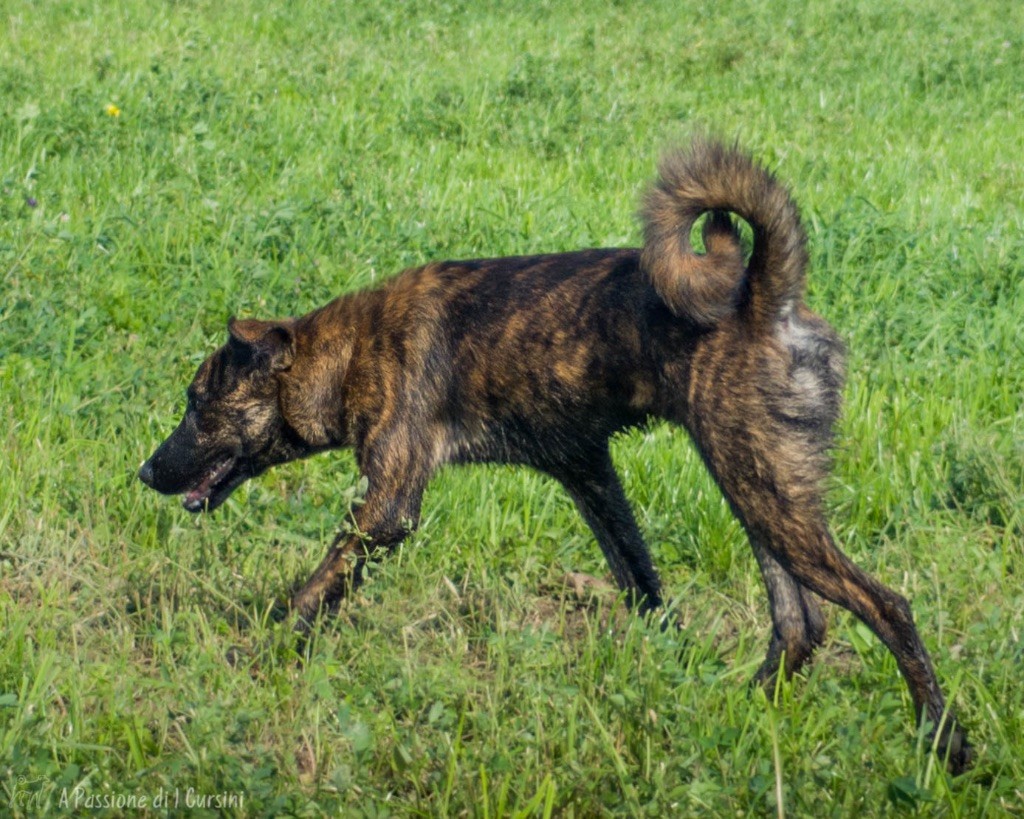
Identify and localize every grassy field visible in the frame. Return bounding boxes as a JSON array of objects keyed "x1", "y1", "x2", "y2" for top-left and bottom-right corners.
[{"x1": 2, "y1": 0, "x2": 1023, "y2": 814}]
